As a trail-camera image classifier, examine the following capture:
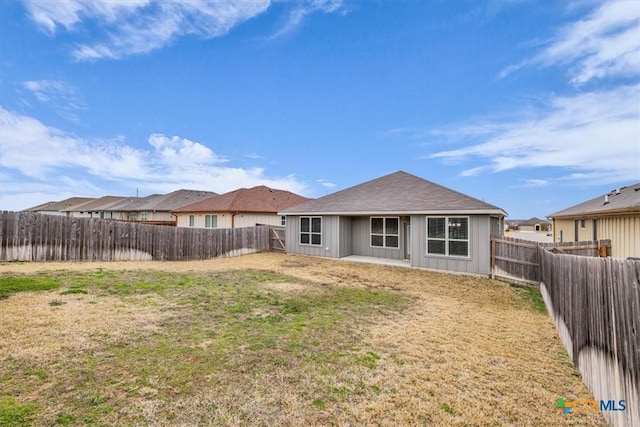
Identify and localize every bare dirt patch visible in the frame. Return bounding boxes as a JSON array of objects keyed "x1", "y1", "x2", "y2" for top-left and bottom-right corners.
[{"x1": 262, "y1": 281, "x2": 308, "y2": 293}]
